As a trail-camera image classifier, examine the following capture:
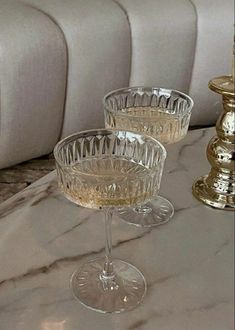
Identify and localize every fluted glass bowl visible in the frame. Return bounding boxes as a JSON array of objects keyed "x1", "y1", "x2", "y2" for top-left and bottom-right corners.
[
  {"x1": 104, "y1": 87, "x2": 193, "y2": 144},
  {"x1": 54, "y1": 129, "x2": 166, "y2": 209}
]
